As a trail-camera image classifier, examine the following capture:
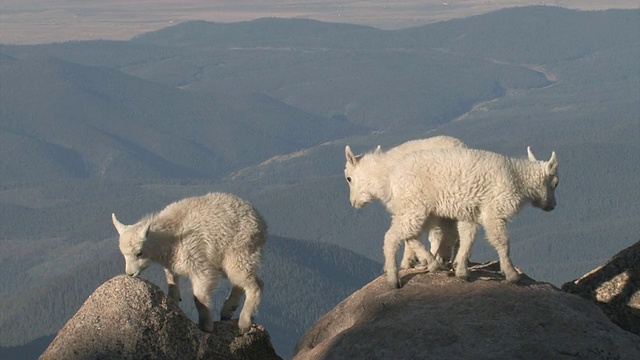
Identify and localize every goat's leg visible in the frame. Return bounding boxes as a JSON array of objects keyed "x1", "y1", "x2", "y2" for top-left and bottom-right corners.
[
  {"x1": 453, "y1": 221, "x2": 477, "y2": 281},
  {"x1": 384, "y1": 215, "x2": 424, "y2": 288},
  {"x1": 192, "y1": 275, "x2": 219, "y2": 333},
  {"x1": 226, "y1": 268, "x2": 263, "y2": 334},
  {"x1": 427, "y1": 219, "x2": 444, "y2": 263},
  {"x1": 435, "y1": 218, "x2": 459, "y2": 266},
  {"x1": 405, "y1": 237, "x2": 441, "y2": 272},
  {"x1": 220, "y1": 285, "x2": 243, "y2": 321},
  {"x1": 164, "y1": 268, "x2": 181, "y2": 303},
  {"x1": 483, "y1": 217, "x2": 520, "y2": 283},
  {"x1": 400, "y1": 238, "x2": 420, "y2": 269}
]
